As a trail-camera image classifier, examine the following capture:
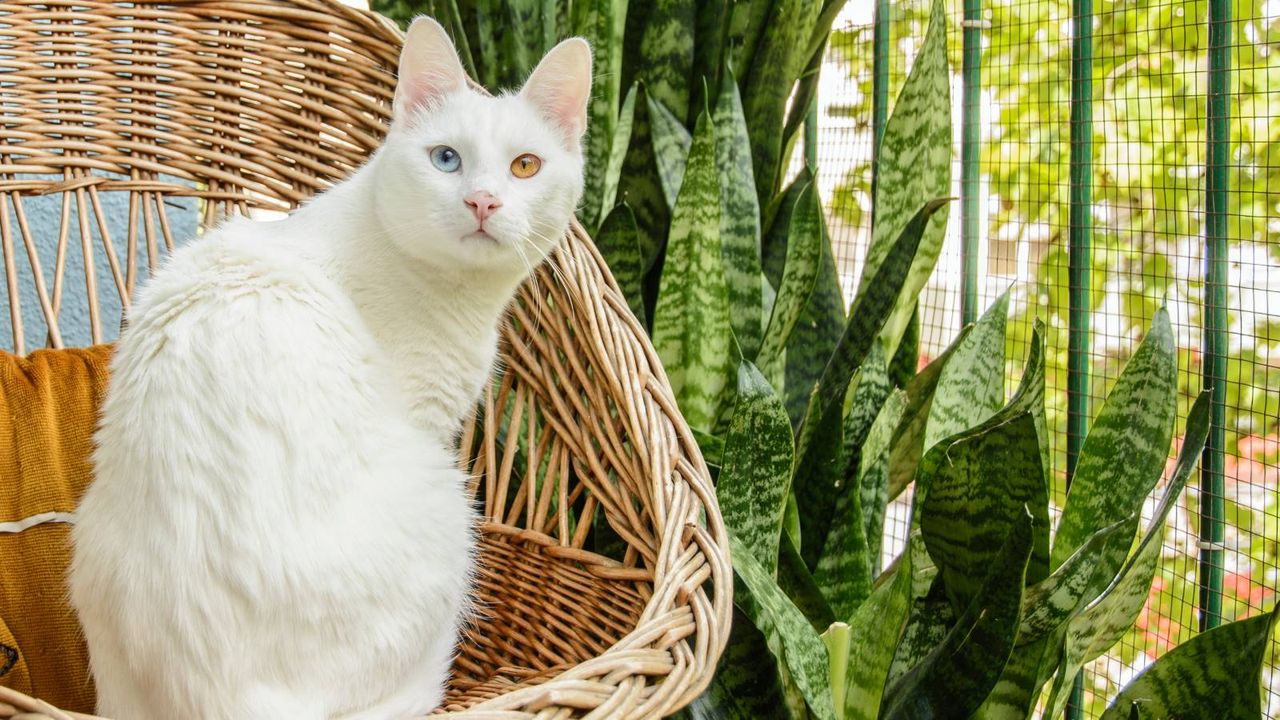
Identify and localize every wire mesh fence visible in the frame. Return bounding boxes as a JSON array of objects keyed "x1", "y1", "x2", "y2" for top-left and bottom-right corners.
[{"x1": 820, "y1": 0, "x2": 1278, "y2": 716}]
